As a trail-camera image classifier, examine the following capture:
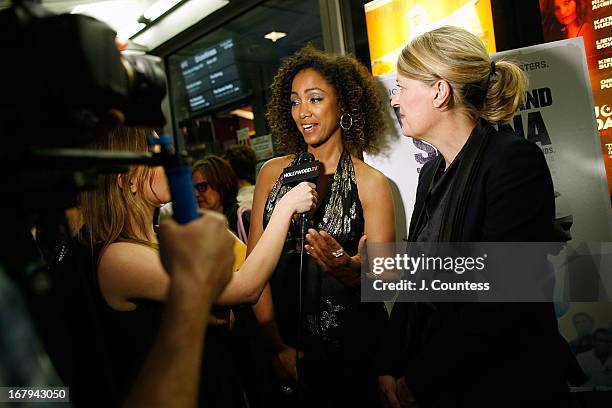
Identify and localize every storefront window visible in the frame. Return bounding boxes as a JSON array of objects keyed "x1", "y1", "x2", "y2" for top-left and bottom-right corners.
[{"x1": 166, "y1": 0, "x2": 323, "y2": 162}]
